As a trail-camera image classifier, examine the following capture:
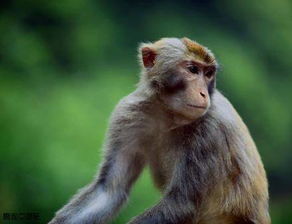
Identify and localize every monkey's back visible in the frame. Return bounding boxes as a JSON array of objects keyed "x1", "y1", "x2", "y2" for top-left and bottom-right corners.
[{"x1": 197, "y1": 91, "x2": 270, "y2": 223}]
